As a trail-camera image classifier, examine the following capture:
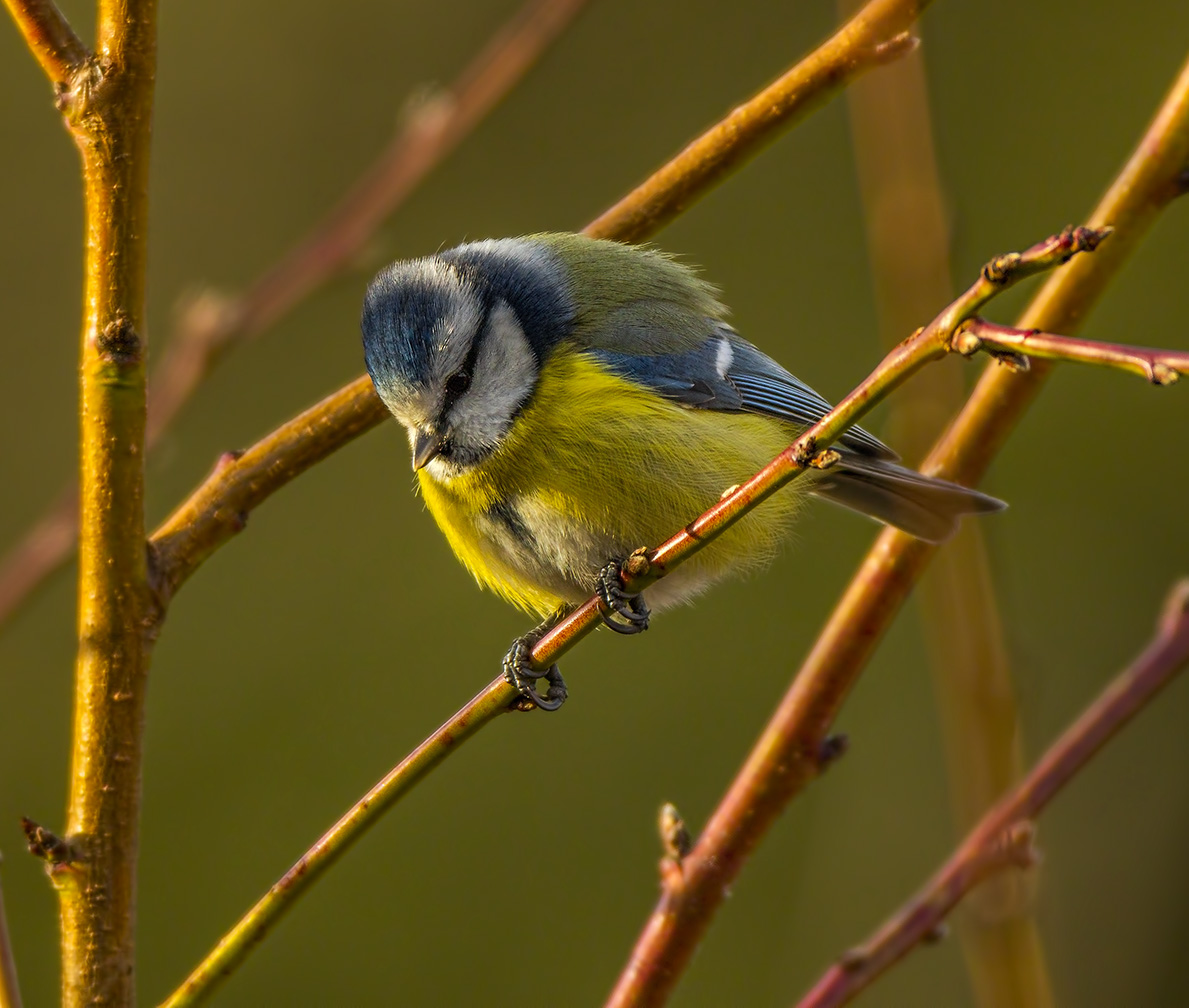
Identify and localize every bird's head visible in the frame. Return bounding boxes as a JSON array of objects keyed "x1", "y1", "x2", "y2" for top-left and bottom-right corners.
[{"x1": 361, "y1": 239, "x2": 573, "y2": 476}]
